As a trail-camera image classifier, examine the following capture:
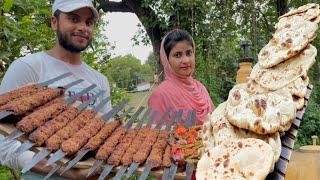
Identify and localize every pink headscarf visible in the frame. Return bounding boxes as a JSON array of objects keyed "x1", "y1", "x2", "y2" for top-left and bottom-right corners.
[{"x1": 148, "y1": 30, "x2": 213, "y2": 125}]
